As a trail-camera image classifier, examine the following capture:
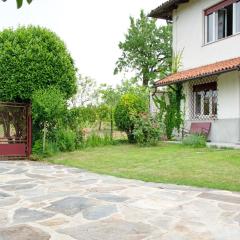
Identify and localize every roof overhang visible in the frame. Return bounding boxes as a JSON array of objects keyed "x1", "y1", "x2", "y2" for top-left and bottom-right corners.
[
  {"x1": 155, "y1": 57, "x2": 240, "y2": 87},
  {"x1": 148, "y1": 0, "x2": 189, "y2": 20}
]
